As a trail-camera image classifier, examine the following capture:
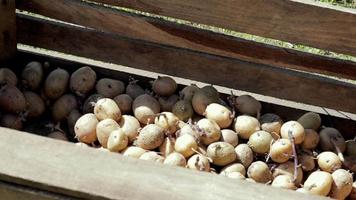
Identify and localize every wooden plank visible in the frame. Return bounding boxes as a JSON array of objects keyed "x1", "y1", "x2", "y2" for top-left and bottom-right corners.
[
  {"x1": 16, "y1": 14, "x2": 356, "y2": 114},
  {"x1": 0, "y1": 127, "x2": 327, "y2": 200},
  {"x1": 16, "y1": 0, "x2": 356, "y2": 80},
  {"x1": 0, "y1": 0, "x2": 16, "y2": 62},
  {"x1": 91, "y1": 0, "x2": 356, "y2": 57}
]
